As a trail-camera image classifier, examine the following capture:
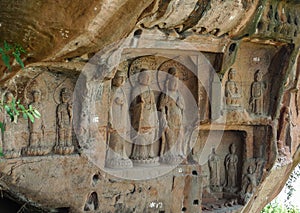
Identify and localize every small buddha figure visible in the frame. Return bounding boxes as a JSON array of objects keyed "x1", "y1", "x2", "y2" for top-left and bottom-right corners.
[
  {"x1": 54, "y1": 88, "x2": 74, "y2": 155},
  {"x1": 2, "y1": 91, "x2": 19, "y2": 158},
  {"x1": 130, "y1": 69, "x2": 159, "y2": 165},
  {"x1": 240, "y1": 165, "x2": 257, "y2": 204},
  {"x1": 224, "y1": 143, "x2": 239, "y2": 192},
  {"x1": 225, "y1": 68, "x2": 242, "y2": 109},
  {"x1": 159, "y1": 67, "x2": 185, "y2": 164},
  {"x1": 249, "y1": 70, "x2": 266, "y2": 115},
  {"x1": 105, "y1": 70, "x2": 132, "y2": 168},
  {"x1": 26, "y1": 90, "x2": 46, "y2": 156}
]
